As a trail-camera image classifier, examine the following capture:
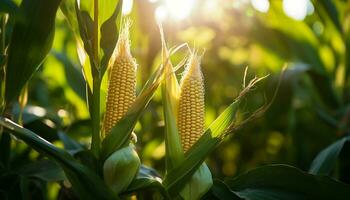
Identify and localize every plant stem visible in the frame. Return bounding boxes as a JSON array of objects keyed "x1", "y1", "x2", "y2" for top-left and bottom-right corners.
[
  {"x1": 91, "y1": 0, "x2": 100, "y2": 157},
  {"x1": 1, "y1": 15, "x2": 7, "y2": 115},
  {"x1": 93, "y1": 0, "x2": 99, "y2": 63},
  {"x1": 0, "y1": 15, "x2": 8, "y2": 167},
  {"x1": 0, "y1": 15, "x2": 5, "y2": 53},
  {"x1": 343, "y1": 37, "x2": 350, "y2": 103},
  {"x1": 91, "y1": 78, "x2": 101, "y2": 157}
]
